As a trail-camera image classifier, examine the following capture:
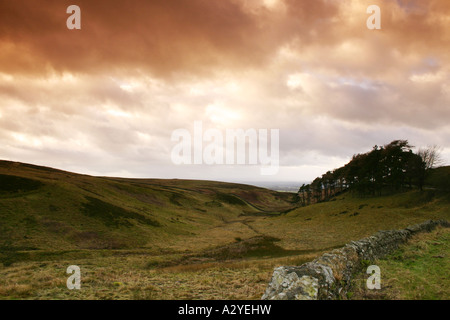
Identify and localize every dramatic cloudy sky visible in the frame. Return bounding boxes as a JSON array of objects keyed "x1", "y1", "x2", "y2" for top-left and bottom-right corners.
[{"x1": 0, "y1": 0, "x2": 449, "y2": 183}]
